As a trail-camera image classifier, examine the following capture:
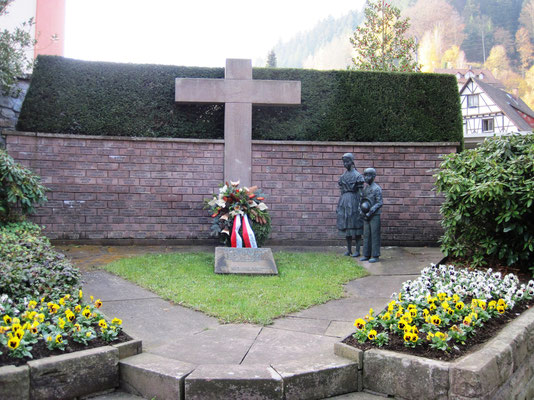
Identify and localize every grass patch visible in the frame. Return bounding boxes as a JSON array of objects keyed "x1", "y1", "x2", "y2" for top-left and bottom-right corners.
[{"x1": 101, "y1": 251, "x2": 368, "y2": 324}]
